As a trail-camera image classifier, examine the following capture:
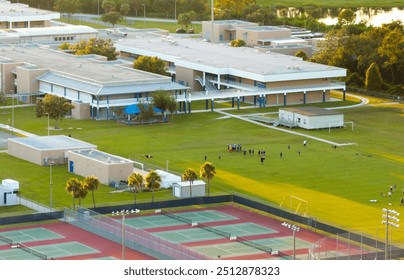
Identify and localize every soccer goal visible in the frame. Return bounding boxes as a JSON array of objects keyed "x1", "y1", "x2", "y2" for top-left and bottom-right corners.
[{"x1": 280, "y1": 195, "x2": 308, "y2": 217}]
